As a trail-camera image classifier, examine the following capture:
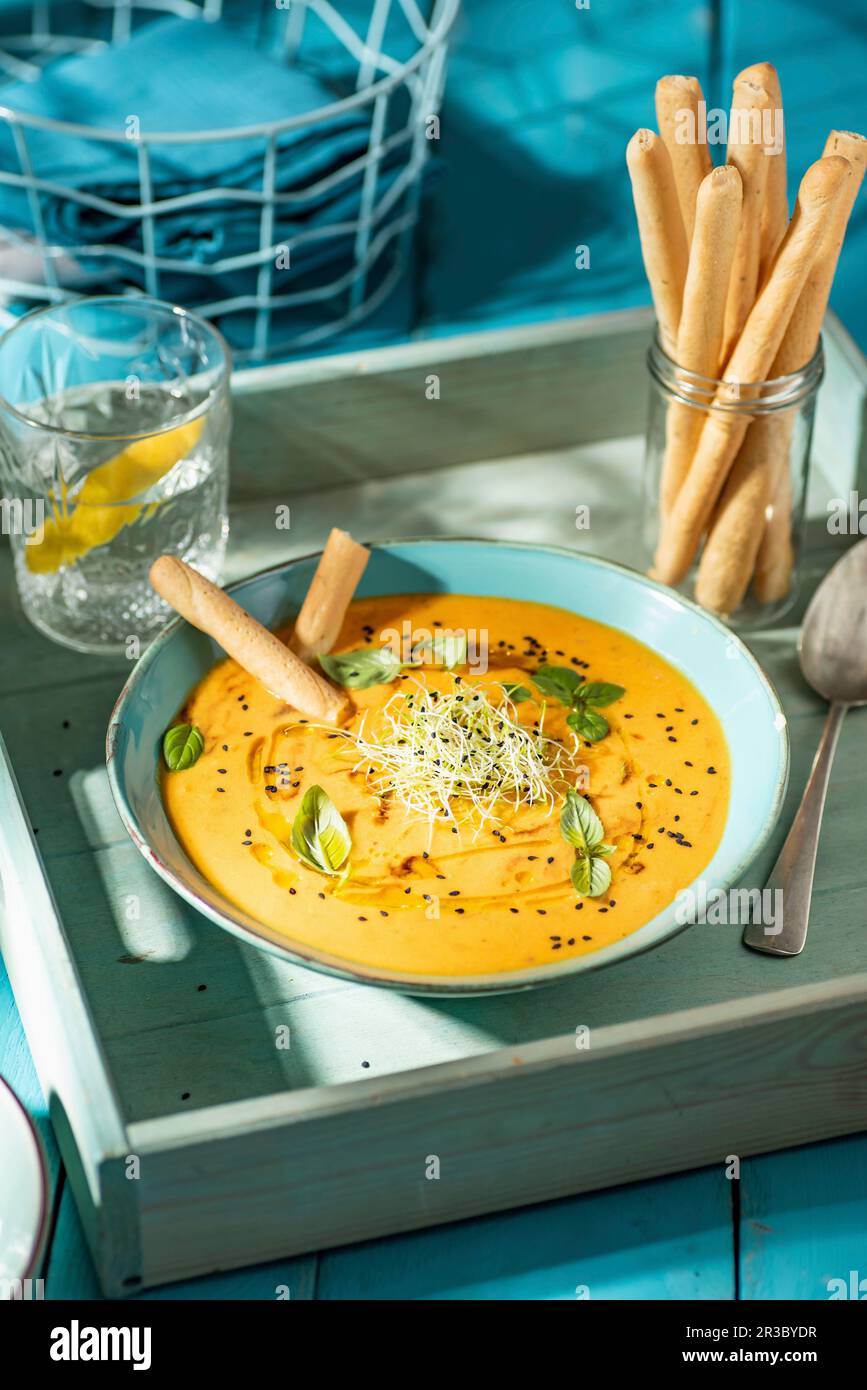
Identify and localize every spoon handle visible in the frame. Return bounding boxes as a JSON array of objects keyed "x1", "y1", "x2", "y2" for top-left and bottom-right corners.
[{"x1": 743, "y1": 700, "x2": 848, "y2": 956}]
